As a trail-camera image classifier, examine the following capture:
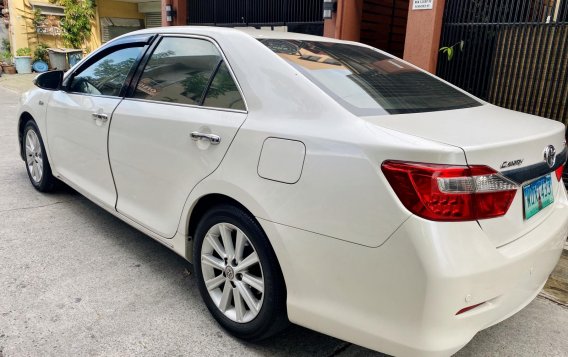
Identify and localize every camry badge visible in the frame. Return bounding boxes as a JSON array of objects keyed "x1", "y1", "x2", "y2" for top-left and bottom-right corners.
[
  {"x1": 543, "y1": 145, "x2": 556, "y2": 168},
  {"x1": 500, "y1": 159, "x2": 524, "y2": 169}
]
